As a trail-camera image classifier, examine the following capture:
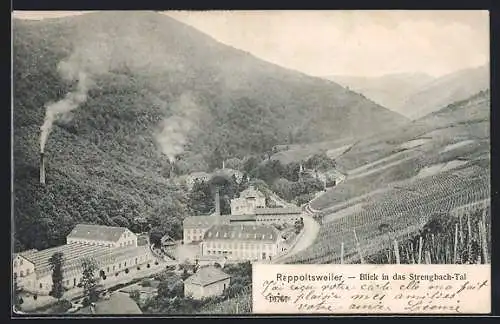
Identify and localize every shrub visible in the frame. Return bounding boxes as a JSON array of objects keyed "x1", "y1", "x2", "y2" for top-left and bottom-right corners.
[
  {"x1": 19, "y1": 297, "x2": 24, "y2": 305},
  {"x1": 137, "y1": 266, "x2": 141, "y2": 270},
  {"x1": 115, "y1": 273, "x2": 119, "y2": 277},
  {"x1": 154, "y1": 261, "x2": 159, "y2": 265},
  {"x1": 129, "y1": 290, "x2": 141, "y2": 302},
  {"x1": 52, "y1": 299, "x2": 72, "y2": 314},
  {"x1": 147, "y1": 264, "x2": 151, "y2": 268},
  {"x1": 33, "y1": 295, "x2": 37, "y2": 300},
  {"x1": 125, "y1": 268, "x2": 129, "y2": 274}
]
